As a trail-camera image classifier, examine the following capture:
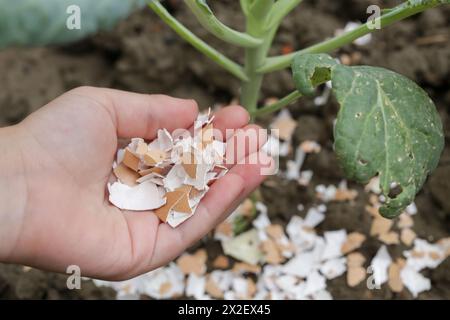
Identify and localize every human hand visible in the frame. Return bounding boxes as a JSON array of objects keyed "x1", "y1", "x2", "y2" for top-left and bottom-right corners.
[{"x1": 0, "y1": 87, "x2": 272, "y2": 280}]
